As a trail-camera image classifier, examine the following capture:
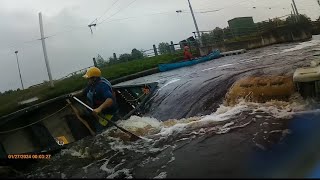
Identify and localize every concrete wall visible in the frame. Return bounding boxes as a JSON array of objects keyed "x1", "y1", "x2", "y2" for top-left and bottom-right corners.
[{"x1": 200, "y1": 26, "x2": 313, "y2": 55}]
